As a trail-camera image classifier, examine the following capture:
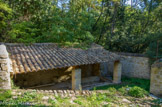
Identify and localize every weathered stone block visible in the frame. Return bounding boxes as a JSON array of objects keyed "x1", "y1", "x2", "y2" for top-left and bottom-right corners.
[
  {"x1": 0, "y1": 71, "x2": 11, "y2": 89},
  {"x1": 0, "y1": 45, "x2": 8, "y2": 59},
  {"x1": 72, "y1": 68, "x2": 81, "y2": 90},
  {"x1": 153, "y1": 69, "x2": 158, "y2": 74},
  {"x1": 0, "y1": 59, "x2": 7, "y2": 63},
  {"x1": 150, "y1": 61, "x2": 162, "y2": 97},
  {"x1": 0, "y1": 45, "x2": 11, "y2": 90},
  {"x1": 156, "y1": 75, "x2": 160, "y2": 79},
  {"x1": 160, "y1": 71, "x2": 162, "y2": 75},
  {"x1": 1, "y1": 64, "x2": 8, "y2": 71}
]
